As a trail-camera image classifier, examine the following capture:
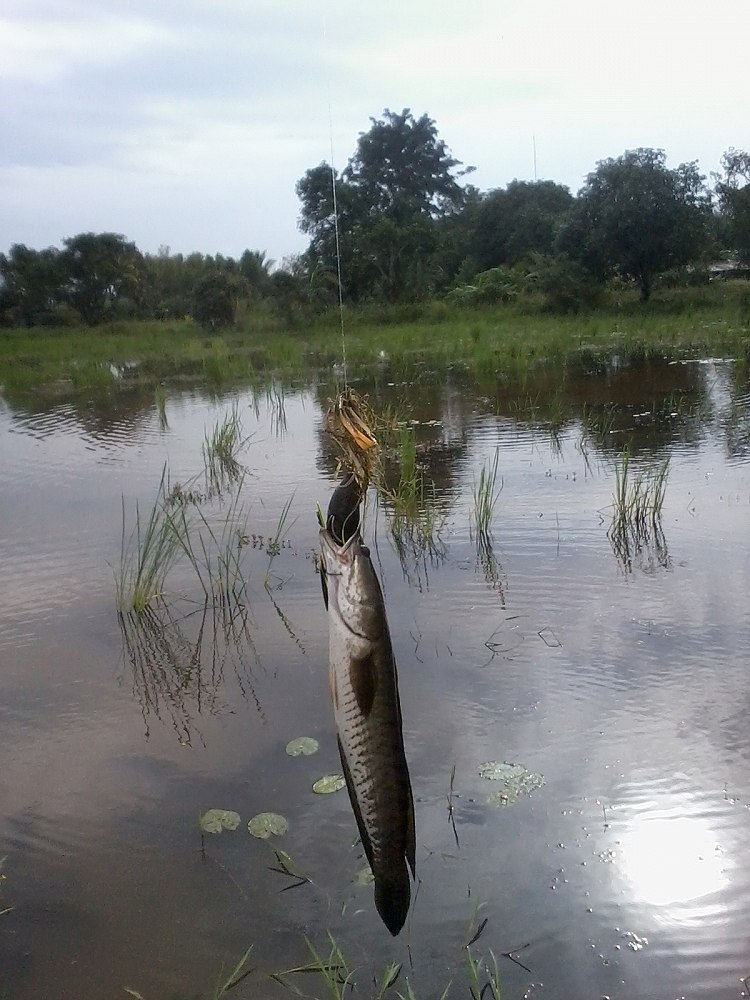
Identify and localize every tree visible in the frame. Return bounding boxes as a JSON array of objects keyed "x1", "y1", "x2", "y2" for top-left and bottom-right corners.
[
  {"x1": 559, "y1": 149, "x2": 710, "y2": 300},
  {"x1": 472, "y1": 180, "x2": 574, "y2": 270},
  {"x1": 191, "y1": 270, "x2": 240, "y2": 329},
  {"x1": 715, "y1": 147, "x2": 750, "y2": 262},
  {"x1": 0, "y1": 244, "x2": 65, "y2": 325},
  {"x1": 62, "y1": 232, "x2": 145, "y2": 323},
  {"x1": 297, "y1": 109, "x2": 471, "y2": 302}
]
